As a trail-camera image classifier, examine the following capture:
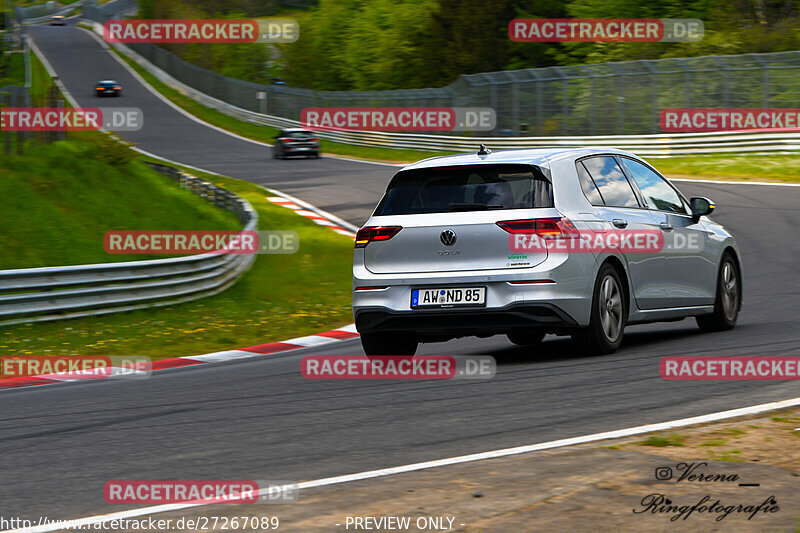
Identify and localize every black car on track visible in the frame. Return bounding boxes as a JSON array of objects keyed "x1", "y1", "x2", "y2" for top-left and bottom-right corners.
[{"x1": 273, "y1": 129, "x2": 320, "y2": 159}]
